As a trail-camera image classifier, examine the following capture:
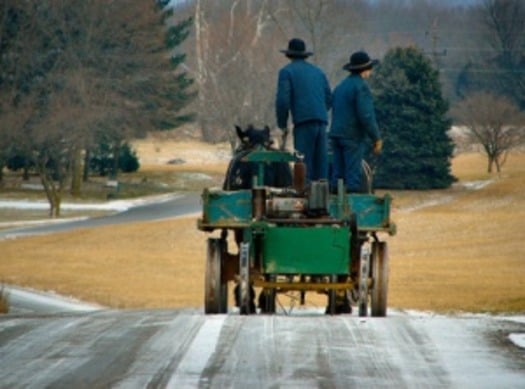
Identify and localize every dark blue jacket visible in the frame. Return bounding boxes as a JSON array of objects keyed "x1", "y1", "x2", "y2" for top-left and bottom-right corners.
[
  {"x1": 275, "y1": 59, "x2": 332, "y2": 129},
  {"x1": 329, "y1": 74, "x2": 380, "y2": 143}
]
